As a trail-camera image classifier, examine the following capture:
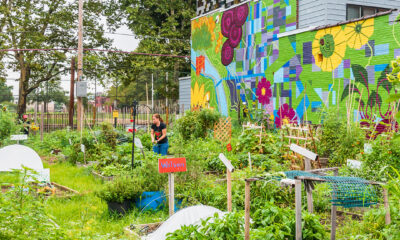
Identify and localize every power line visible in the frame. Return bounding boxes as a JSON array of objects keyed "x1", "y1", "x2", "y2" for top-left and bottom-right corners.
[{"x1": 0, "y1": 48, "x2": 190, "y2": 58}]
